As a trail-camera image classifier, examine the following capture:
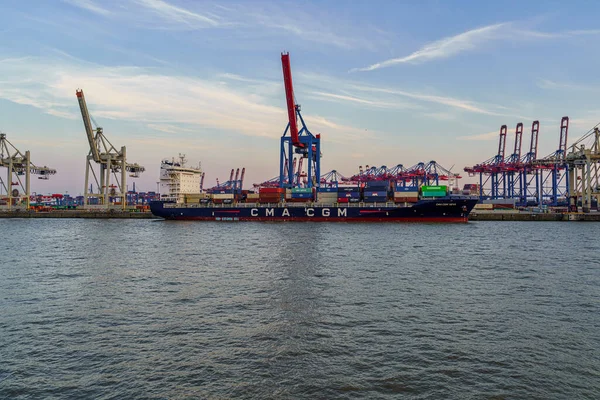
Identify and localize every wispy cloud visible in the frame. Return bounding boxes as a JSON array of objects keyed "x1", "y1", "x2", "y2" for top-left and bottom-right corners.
[
  {"x1": 456, "y1": 130, "x2": 500, "y2": 141},
  {"x1": 353, "y1": 23, "x2": 508, "y2": 72},
  {"x1": 297, "y1": 71, "x2": 529, "y2": 119},
  {"x1": 0, "y1": 54, "x2": 378, "y2": 145},
  {"x1": 63, "y1": 0, "x2": 382, "y2": 50},
  {"x1": 308, "y1": 91, "x2": 420, "y2": 110},
  {"x1": 63, "y1": 0, "x2": 110, "y2": 16},
  {"x1": 350, "y1": 85, "x2": 503, "y2": 116},
  {"x1": 146, "y1": 123, "x2": 198, "y2": 134},
  {"x1": 537, "y1": 79, "x2": 595, "y2": 91},
  {"x1": 353, "y1": 22, "x2": 600, "y2": 72},
  {"x1": 132, "y1": 0, "x2": 221, "y2": 28}
]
